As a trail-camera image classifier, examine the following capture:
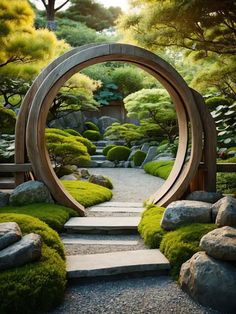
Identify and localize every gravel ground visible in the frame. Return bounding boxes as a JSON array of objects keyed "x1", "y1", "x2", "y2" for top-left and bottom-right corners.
[
  {"x1": 49, "y1": 276, "x2": 220, "y2": 314},
  {"x1": 85, "y1": 168, "x2": 164, "y2": 202}
]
